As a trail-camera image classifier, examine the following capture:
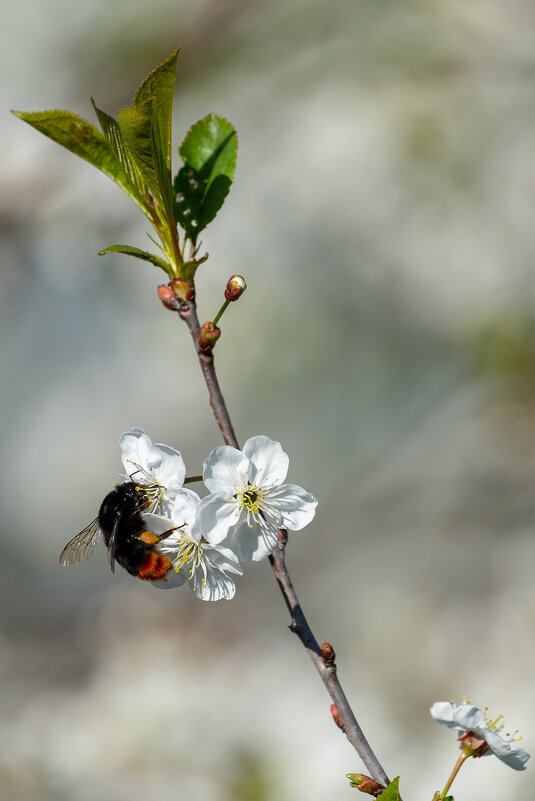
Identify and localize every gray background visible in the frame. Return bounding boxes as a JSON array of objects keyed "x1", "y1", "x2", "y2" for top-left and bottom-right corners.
[{"x1": 1, "y1": 2, "x2": 535, "y2": 799}]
